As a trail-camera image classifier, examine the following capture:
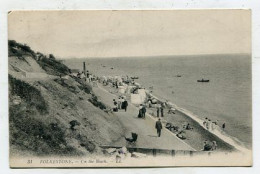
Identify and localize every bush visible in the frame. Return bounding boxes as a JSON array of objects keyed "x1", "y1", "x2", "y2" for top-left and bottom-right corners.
[
  {"x1": 49, "y1": 54, "x2": 55, "y2": 59},
  {"x1": 69, "y1": 120, "x2": 81, "y2": 130},
  {"x1": 88, "y1": 94, "x2": 107, "y2": 110},
  {"x1": 9, "y1": 75, "x2": 48, "y2": 114},
  {"x1": 9, "y1": 107, "x2": 79, "y2": 155},
  {"x1": 8, "y1": 40, "x2": 35, "y2": 56},
  {"x1": 38, "y1": 57, "x2": 70, "y2": 75}
]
